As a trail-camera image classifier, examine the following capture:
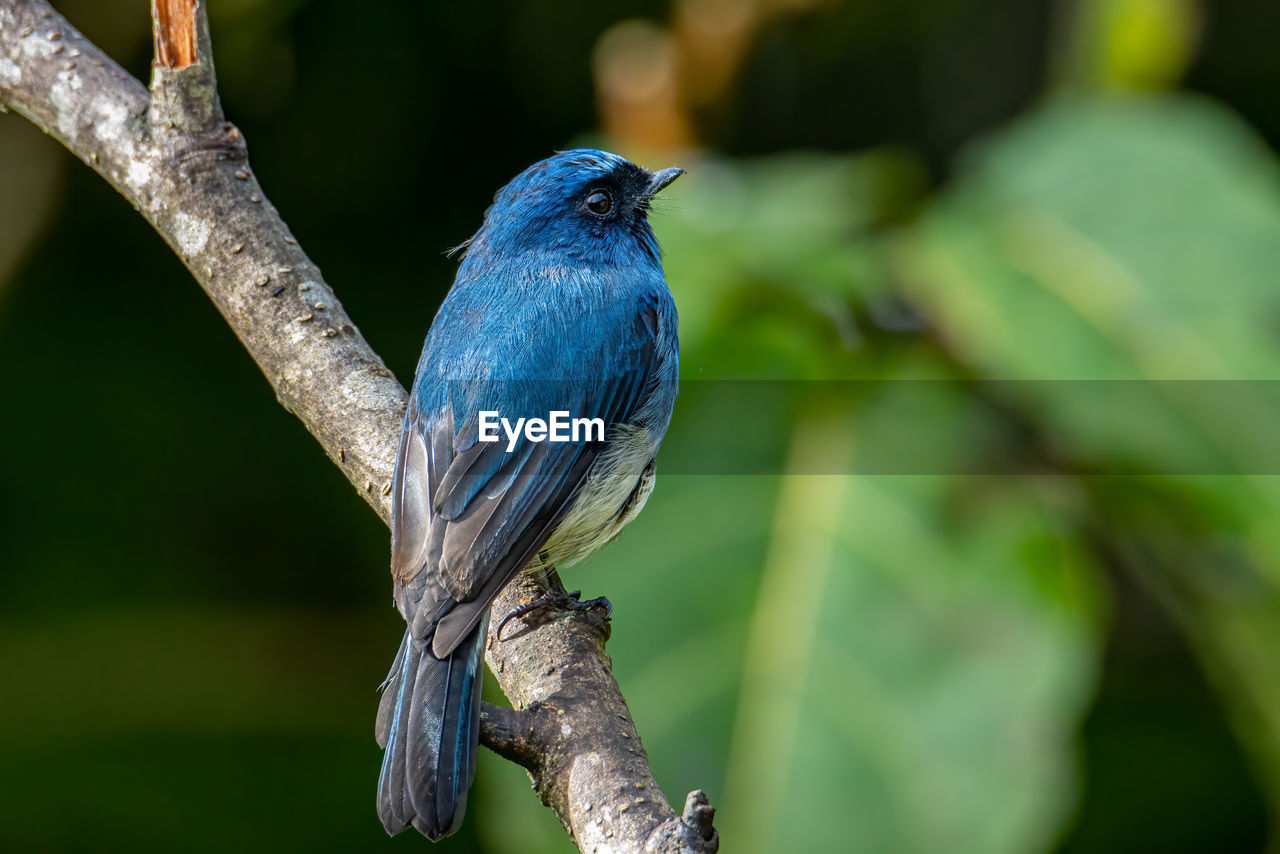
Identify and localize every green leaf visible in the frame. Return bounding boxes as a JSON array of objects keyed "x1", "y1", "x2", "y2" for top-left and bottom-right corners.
[
  {"x1": 655, "y1": 151, "x2": 924, "y2": 378},
  {"x1": 897, "y1": 93, "x2": 1280, "y2": 812},
  {"x1": 719, "y1": 412, "x2": 1103, "y2": 854}
]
